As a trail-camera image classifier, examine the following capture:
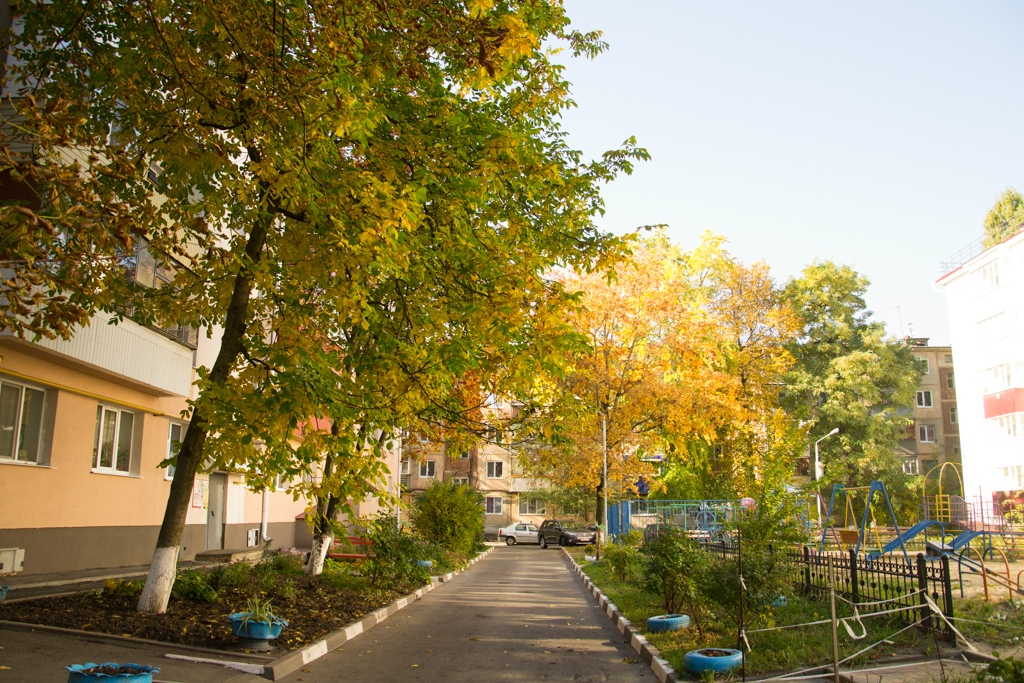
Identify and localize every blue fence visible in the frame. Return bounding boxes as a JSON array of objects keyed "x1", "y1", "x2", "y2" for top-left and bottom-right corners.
[{"x1": 608, "y1": 499, "x2": 737, "y2": 540}]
